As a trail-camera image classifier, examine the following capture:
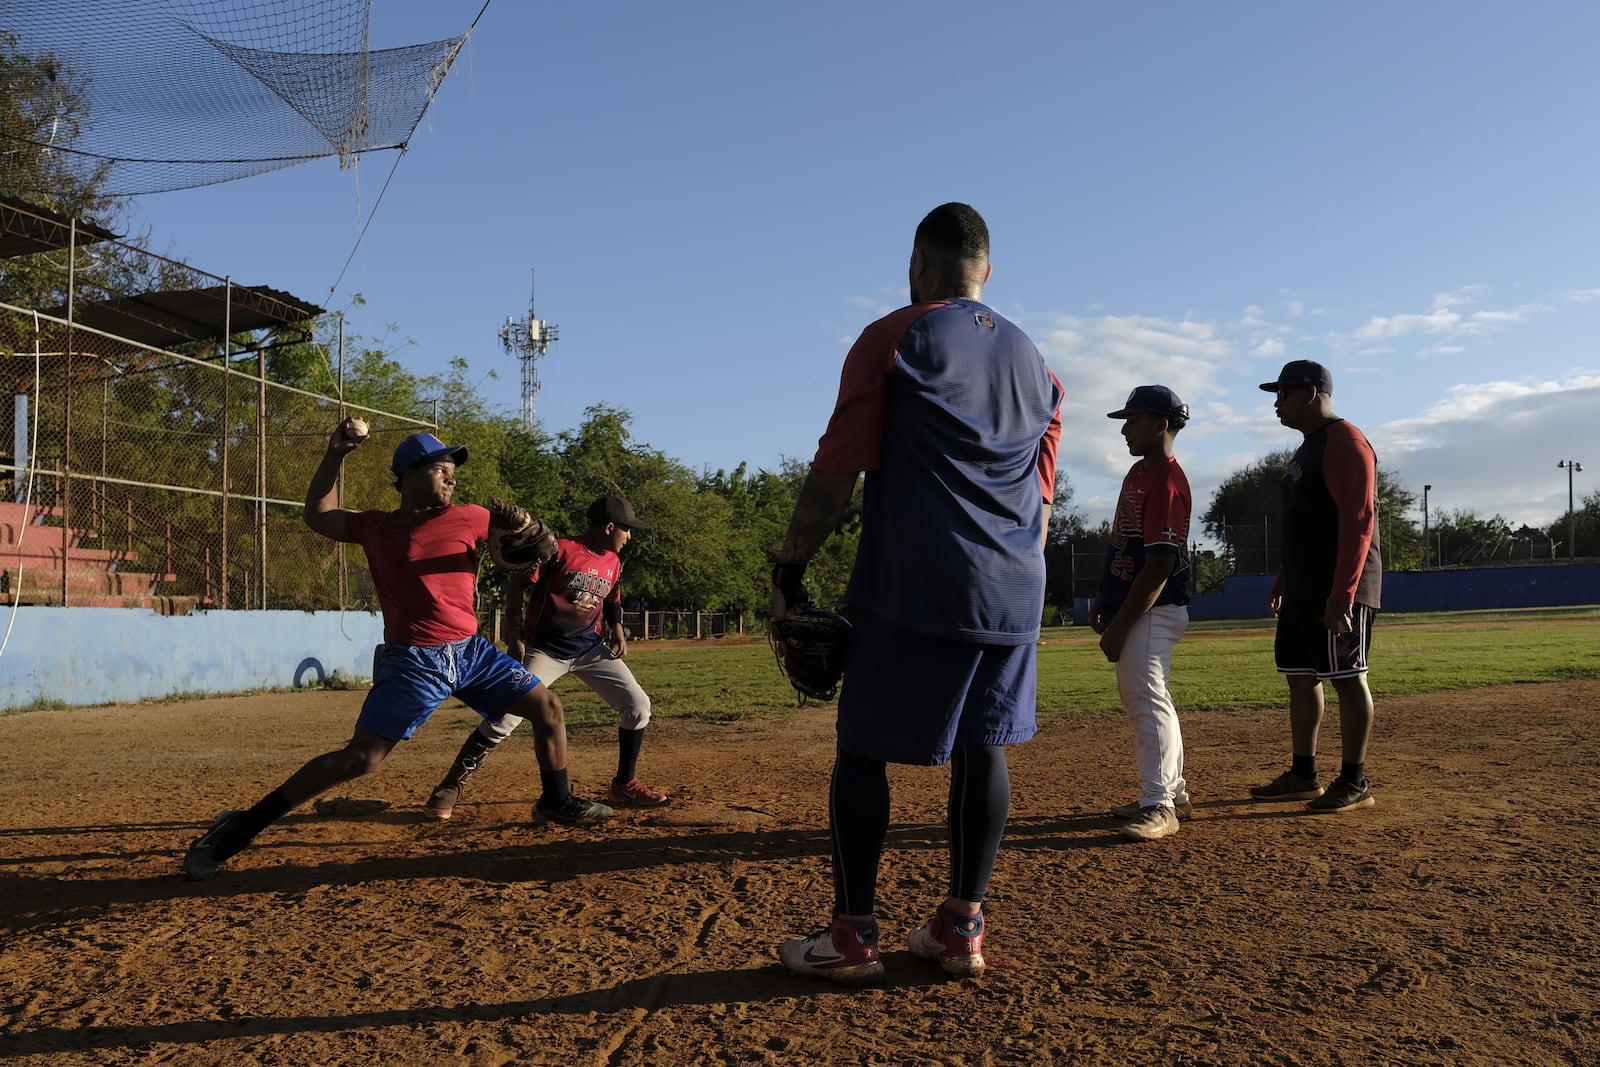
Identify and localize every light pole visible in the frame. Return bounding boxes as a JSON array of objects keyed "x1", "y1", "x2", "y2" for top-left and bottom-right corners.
[
  {"x1": 1422, "y1": 485, "x2": 1432, "y2": 569},
  {"x1": 1557, "y1": 460, "x2": 1585, "y2": 561}
]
